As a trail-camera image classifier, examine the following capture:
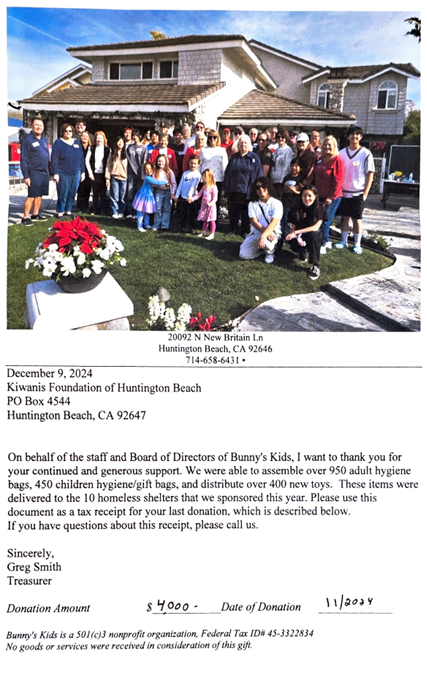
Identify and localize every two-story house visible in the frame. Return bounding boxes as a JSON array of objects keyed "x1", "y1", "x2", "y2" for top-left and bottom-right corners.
[{"x1": 20, "y1": 33, "x2": 419, "y2": 149}]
